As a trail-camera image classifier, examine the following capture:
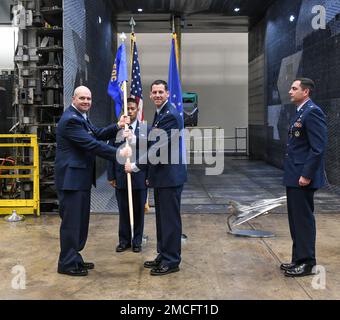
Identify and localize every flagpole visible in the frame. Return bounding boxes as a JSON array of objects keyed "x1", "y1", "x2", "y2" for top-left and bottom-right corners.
[
  {"x1": 169, "y1": 20, "x2": 187, "y2": 243},
  {"x1": 120, "y1": 32, "x2": 134, "y2": 241},
  {"x1": 129, "y1": 17, "x2": 150, "y2": 217},
  {"x1": 129, "y1": 17, "x2": 136, "y2": 77},
  {"x1": 172, "y1": 15, "x2": 181, "y2": 77}
]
